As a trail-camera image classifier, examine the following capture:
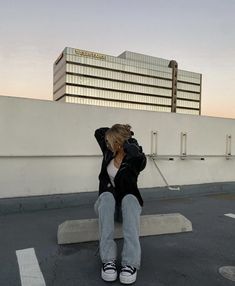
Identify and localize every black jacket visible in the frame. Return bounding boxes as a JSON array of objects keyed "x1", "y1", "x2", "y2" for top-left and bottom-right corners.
[{"x1": 94, "y1": 127, "x2": 147, "y2": 206}]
